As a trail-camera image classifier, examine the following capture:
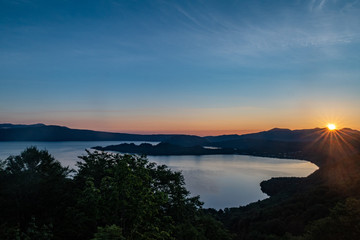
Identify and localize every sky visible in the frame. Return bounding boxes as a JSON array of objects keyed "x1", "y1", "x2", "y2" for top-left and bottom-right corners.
[{"x1": 0, "y1": 0, "x2": 359, "y2": 135}]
